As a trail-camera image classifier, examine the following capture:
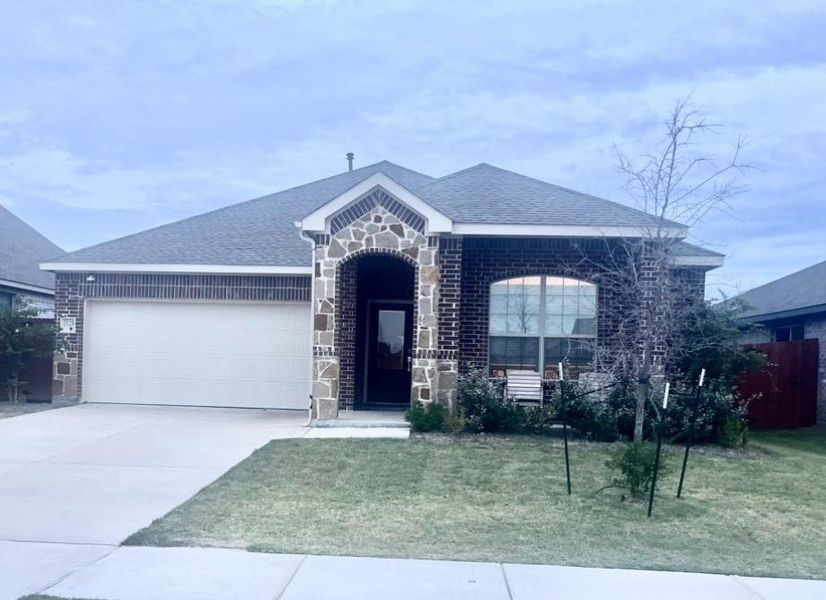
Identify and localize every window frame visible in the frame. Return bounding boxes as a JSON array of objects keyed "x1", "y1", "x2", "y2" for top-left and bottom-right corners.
[
  {"x1": 488, "y1": 275, "x2": 598, "y2": 379},
  {"x1": 0, "y1": 291, "x2": 13, "y2": 309},
  {"x1": 774, "y1": 324, "x2": 805, "y2": 342}
]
